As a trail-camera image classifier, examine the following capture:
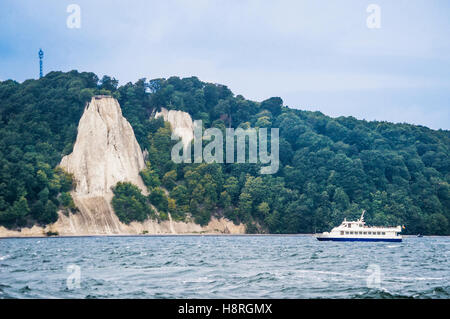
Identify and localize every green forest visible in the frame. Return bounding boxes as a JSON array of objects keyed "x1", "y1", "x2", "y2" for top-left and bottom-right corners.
[{"x1": 0, "y1": 71, "x2": 449, "y2": 234}]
